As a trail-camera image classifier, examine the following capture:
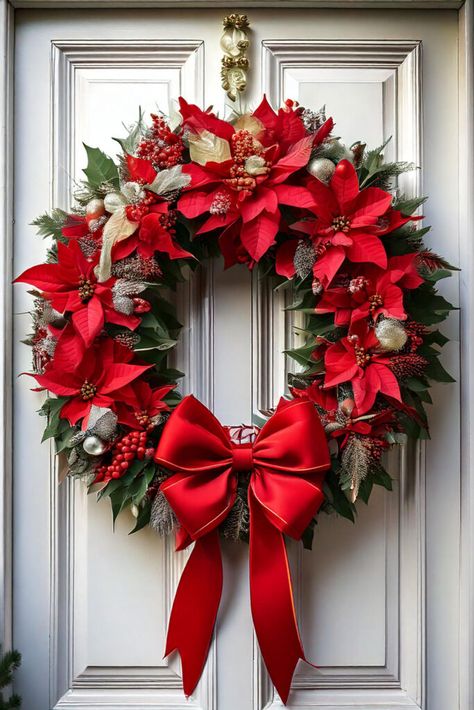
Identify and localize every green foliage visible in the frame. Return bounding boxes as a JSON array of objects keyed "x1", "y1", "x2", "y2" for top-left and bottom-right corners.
[
  {"x1": 31, "y1": 209, "x2": 68, "y2": 240},
  {"x1": 82, "y1": 144, "x2": 120, "y2": 191},
  {"x1": 113, "y1": 108, "x2": 146, "y2": 155},
  {"x1": 39, "y1": 397, "x2": 74, "y2": 453},
  {"x1": 97, "y1": 460, "x2": 157, "y2": 532},
  {"x1": 0, "y1": 648, "x2": 21, "y2": 709},
  {"x1": 357, "y1": 138, "x2": 417, "y2": 190}
]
